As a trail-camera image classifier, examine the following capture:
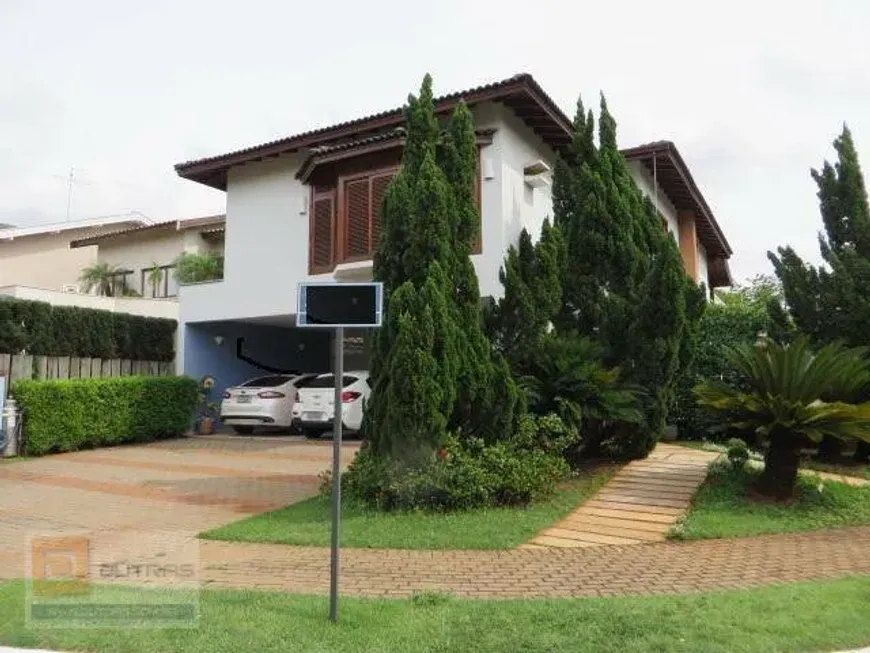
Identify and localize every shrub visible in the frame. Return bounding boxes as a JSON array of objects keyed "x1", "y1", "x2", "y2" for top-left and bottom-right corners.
[
  {"x1": 175, "y1": 252, "x2": 224, "y2": 284},
  {"x1": 13, "y1": 376, "x2": 198, "y2": 456},
  {"x1": 726, "y1": 438, "x2": 750, "y2": 471},
  {"x1": 344, "y1": 430, "x2": 571, "y2": 512},
  {"x1": 0, "y1": 297, "x2": 176, "y2": 360}
]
